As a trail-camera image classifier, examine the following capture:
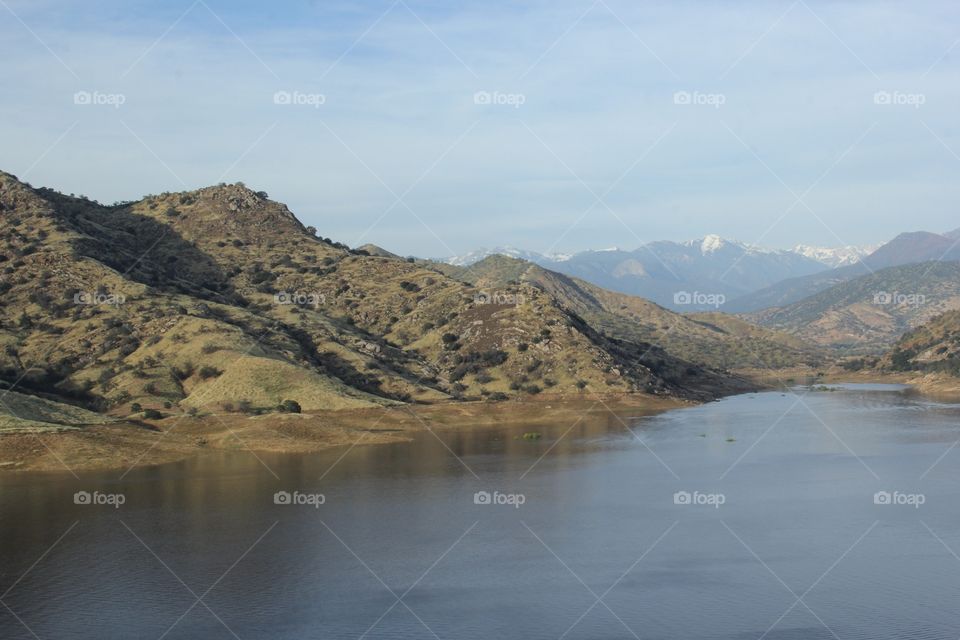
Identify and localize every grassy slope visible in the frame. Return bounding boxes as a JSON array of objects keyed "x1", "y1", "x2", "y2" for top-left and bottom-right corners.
[
  {"x1": 0, "y1": 172, "x2": 750, "y2": 427},
  {"x1": 750, "y1": 262, "x2": 960, "y2": 353},
  {"x1": 437, "y1": 254, "x2": 826, "y2": 370}
]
